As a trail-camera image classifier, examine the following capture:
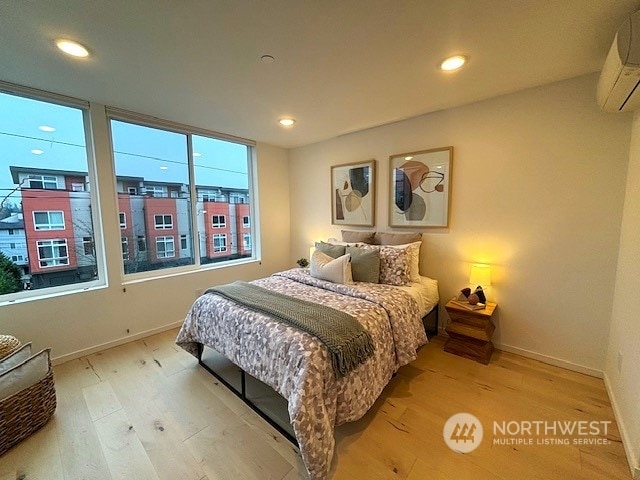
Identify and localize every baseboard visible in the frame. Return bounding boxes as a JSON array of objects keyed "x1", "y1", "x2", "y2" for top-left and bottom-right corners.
[
  {"x1": 604, "y1": 373, "x2": 640, "y2": 479},
  {"x1": 491, "y1": 341, "x2": 603, "y2": 378},
  {"x1": 52, "y1": 320, "x2": 183, "y2": 366}
]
